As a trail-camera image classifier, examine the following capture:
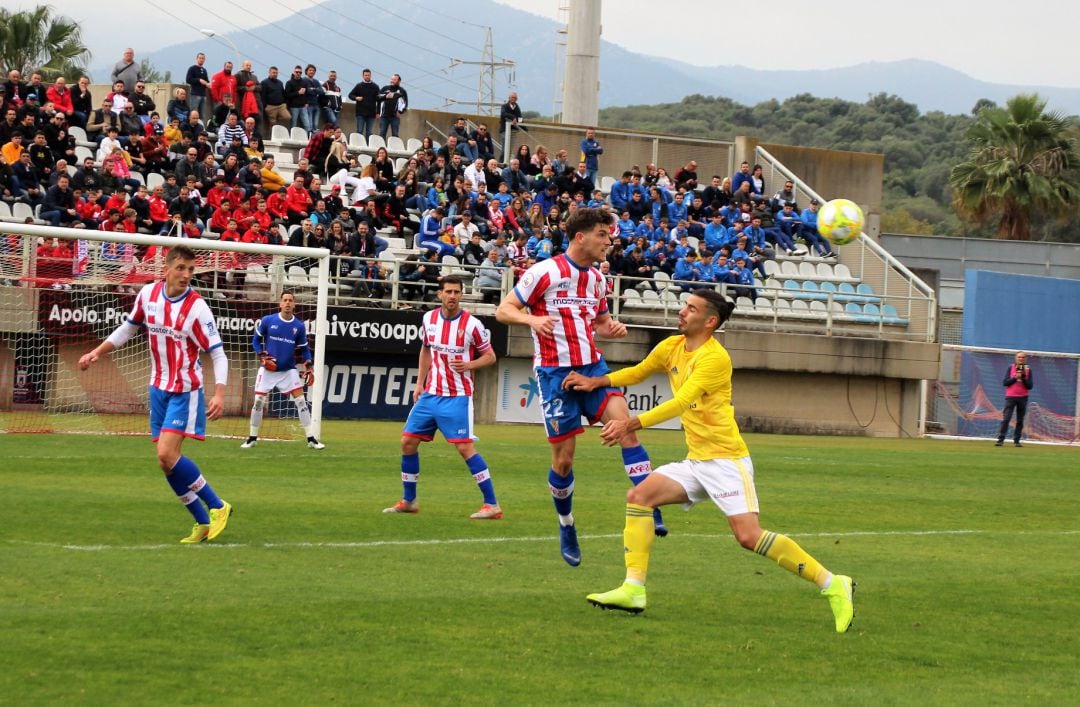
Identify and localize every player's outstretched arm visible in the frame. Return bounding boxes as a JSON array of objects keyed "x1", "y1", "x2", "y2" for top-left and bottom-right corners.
[
  {"x1": 600, "y1": 416, "x2": 642, "y2": 446},
  {"x1": 496, "y1": 292, "x2": 556, "y2": 337},
  {"x1": 593, "y1": 313, "x2": 627, "y2": 339},
  {"x1": 79, "y1": 341, "x2": 117, "y2": 370},
  {"x1": 562, "y1": 371, "x2": 610, "y2": 392}
]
